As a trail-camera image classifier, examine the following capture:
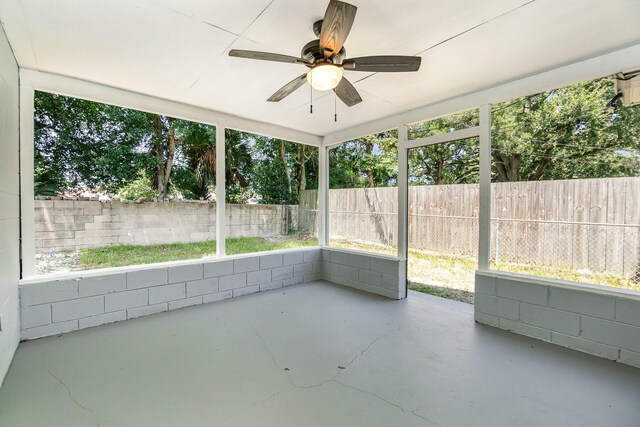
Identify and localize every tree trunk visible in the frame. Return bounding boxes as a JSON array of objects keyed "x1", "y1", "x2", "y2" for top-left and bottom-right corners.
[
  {"x1": 152, "y1": 115, "x2": 177, "y2": 201},
  {"x1": 365, "y1": 141, "x2": 374, "y2": 187},
  {"x1": 279, "y1": 140, "x2": 292, "y2": 195},
  {"x1": 298, "y1": 145, "x2": 307, "y2": 192}
]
